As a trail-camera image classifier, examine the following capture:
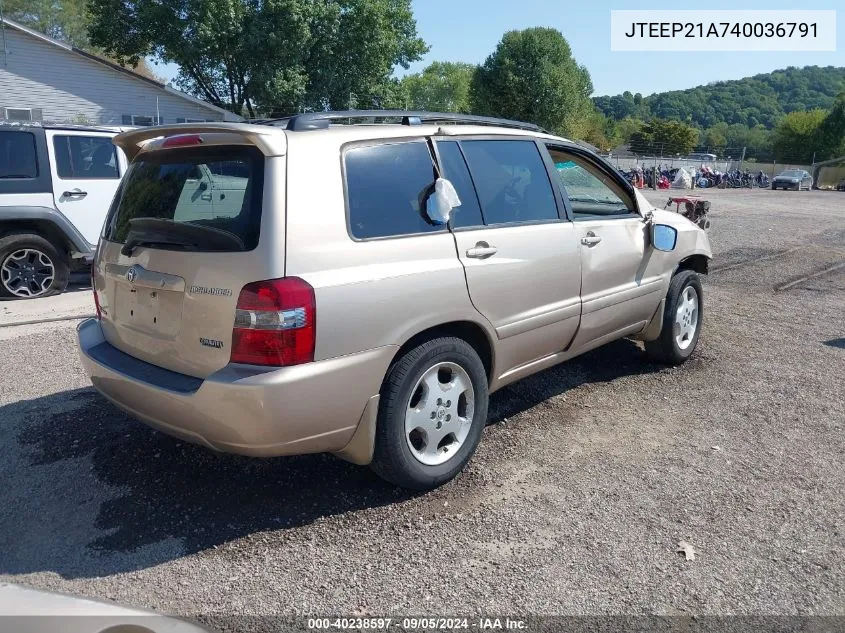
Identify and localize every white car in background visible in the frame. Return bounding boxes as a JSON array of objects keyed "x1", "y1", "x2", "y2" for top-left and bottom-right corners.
[
  {"x1": 0, "y1": 582, "x2": 214, "y2": 632},
  {"x1": 0, "y1": 123, "x2": 129, "y2": 299}
]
